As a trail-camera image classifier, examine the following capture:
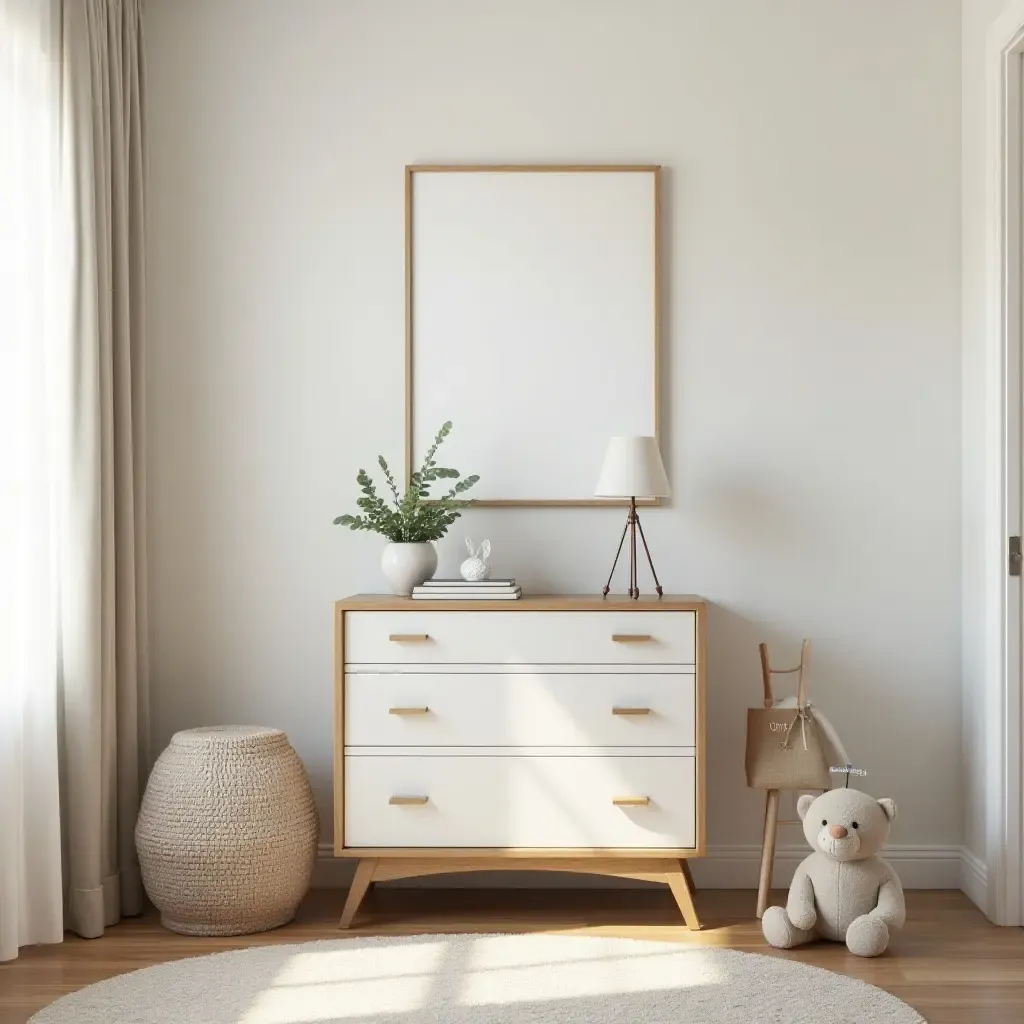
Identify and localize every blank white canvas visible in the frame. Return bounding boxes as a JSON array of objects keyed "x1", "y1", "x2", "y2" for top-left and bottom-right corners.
[{"x1": 410, "y1": 170, "x2": 657, "y2": 503}]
